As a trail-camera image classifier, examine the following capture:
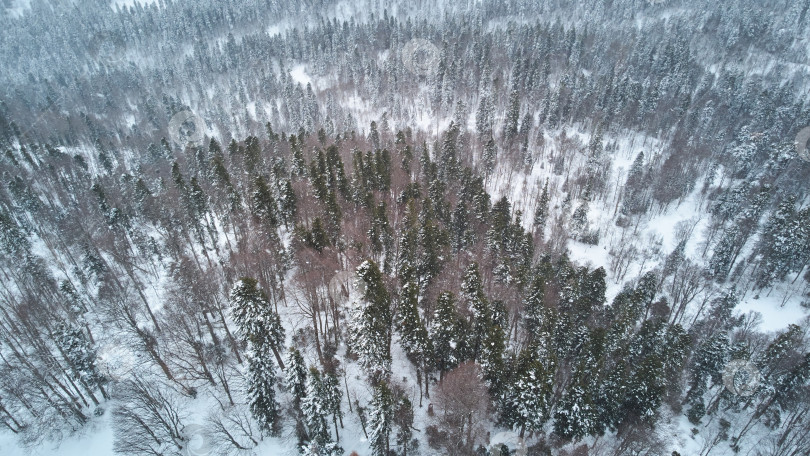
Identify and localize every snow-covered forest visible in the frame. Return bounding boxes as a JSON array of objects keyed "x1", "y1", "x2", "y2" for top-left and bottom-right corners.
[{"x1": 1, "y1": 0, "x2": 809, "y2": 454}]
